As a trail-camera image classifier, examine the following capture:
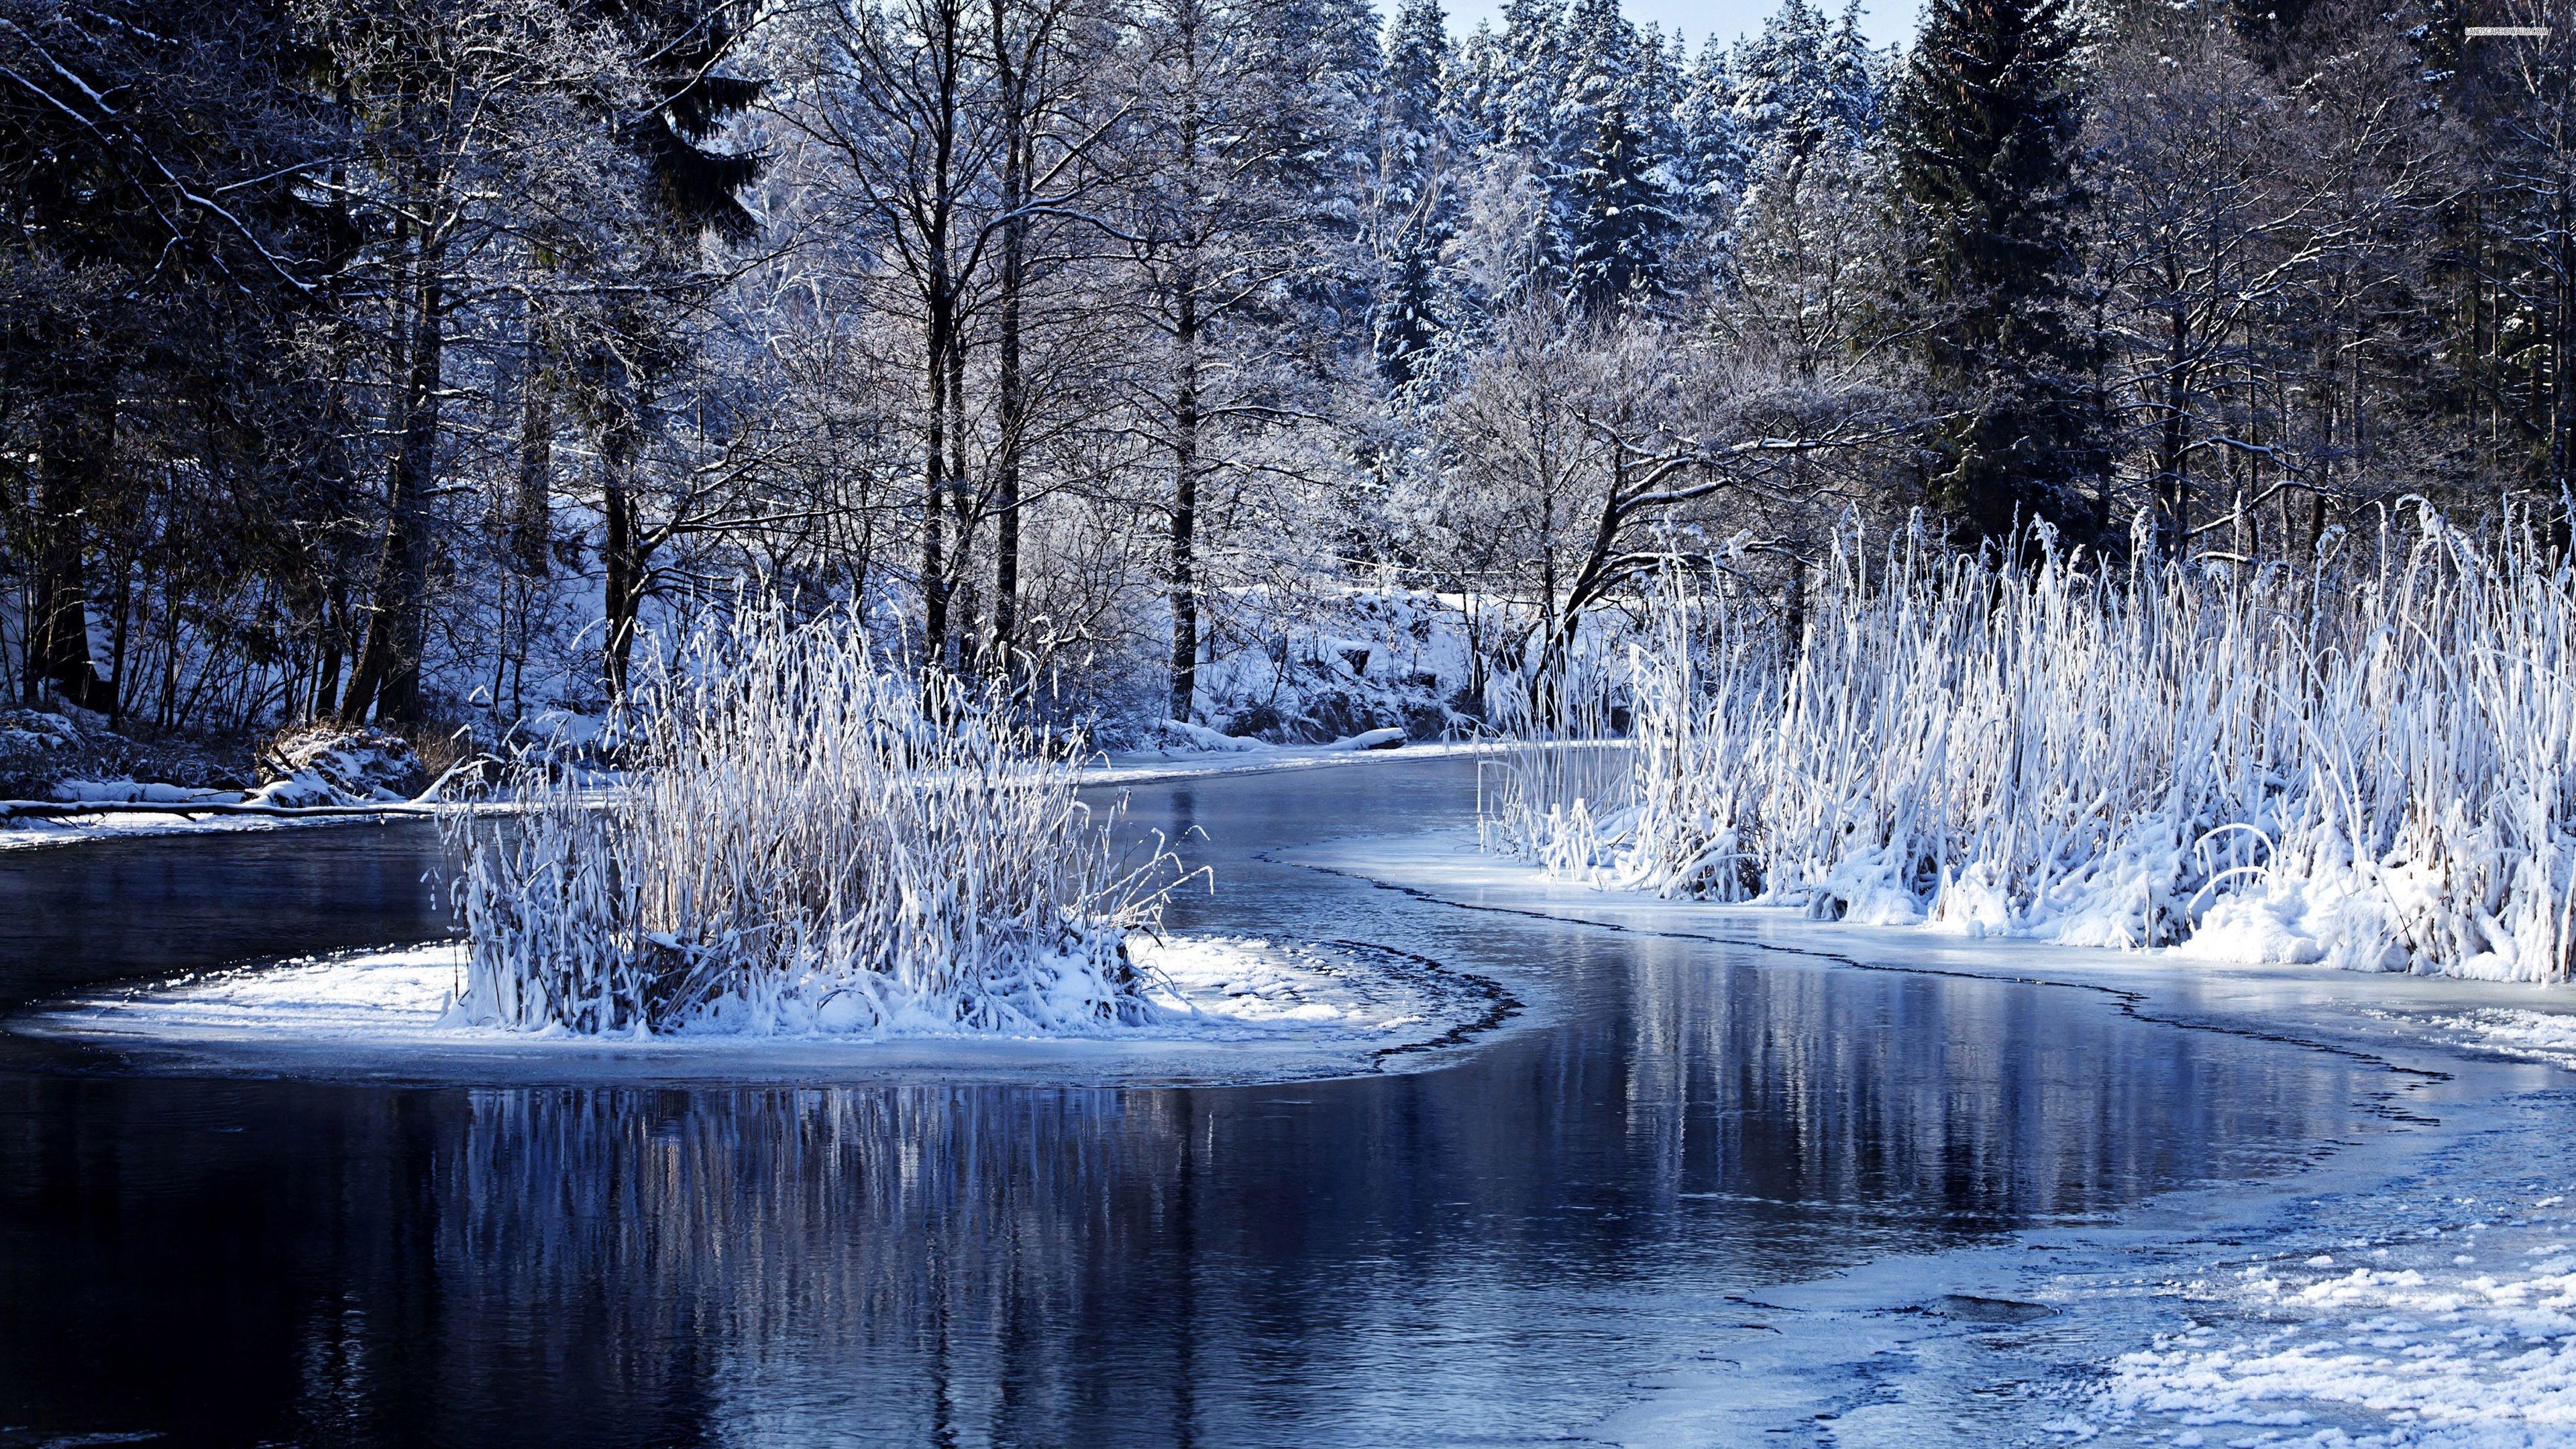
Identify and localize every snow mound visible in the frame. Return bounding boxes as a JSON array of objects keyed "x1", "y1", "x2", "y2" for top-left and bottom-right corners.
[
  {"x1": 1150, "y1": 717, "x2": 1271, "y2": 753},
  {"x1": 46, "y1": 777, "x2": 224, "y2": 804},
  {"x1": 13, "y1": 934, "x2": 1505, "y2": 1079},
  {"x1": 250, "y1": 725, "x2": 426, "y2": 806},
  {"x1": 0, "y1": 708, "x2": 82, "y2": 755}
]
